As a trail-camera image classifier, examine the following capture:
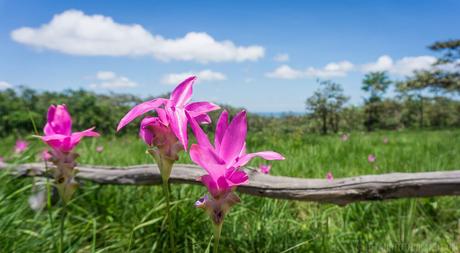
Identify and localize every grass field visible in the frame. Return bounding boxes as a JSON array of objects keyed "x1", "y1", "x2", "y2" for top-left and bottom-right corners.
[{"x1": 1, "y1": 130, "x2": 460, "y2": 252}]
